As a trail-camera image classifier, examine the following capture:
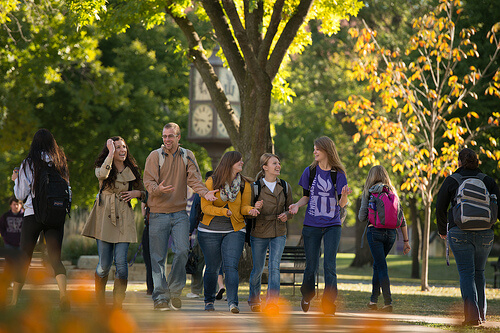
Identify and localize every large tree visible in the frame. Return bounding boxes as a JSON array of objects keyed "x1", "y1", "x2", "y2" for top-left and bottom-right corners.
[
  {"x1": 70, "y1": 0, "x2": 363, "y2": 175},
  {"x1": 335, "y1": 0, "x2": 500, "y2": 290},
  {"x1": 0, "y1": 1, "x2": 207, "y2": 207}
]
